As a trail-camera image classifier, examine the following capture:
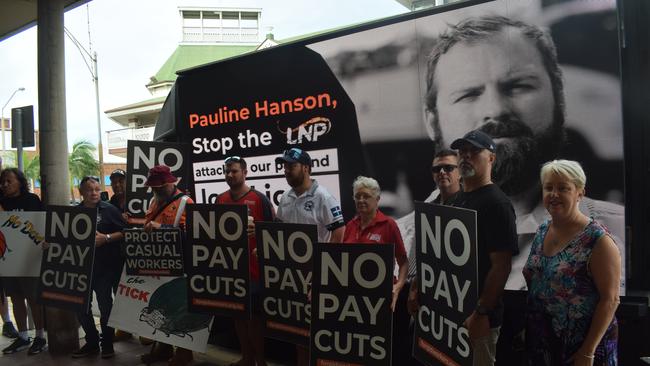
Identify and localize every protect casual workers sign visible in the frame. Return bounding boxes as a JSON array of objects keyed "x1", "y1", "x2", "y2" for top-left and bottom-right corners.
[
  {"x1": 310, "y1": 243, "x2": 394, "y2": 366},
  {"x1": 123, "y1": 228, "x2": 183, "y2": 276},
  {"x1": 185, "y1": 204, "x2": 250, "y2": 318},
  {"x1": 108, "y1": 268, "x2": 213, "y2": 353},
  {"x1": 125, "y1": 140, "x2": 190, "y2": 219},
  {"x1": 413, "y1": 202, "x2": 478, "y2": 366},
  {"x1": 255, "y1": 222, "x2": 317, "y2": 347},
  {"x1": 38, "y1": 205, "x2": 97, "y2": 313},
  {"x1": 0, "y1": 211, "x2": 45, "y2": 277}
]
